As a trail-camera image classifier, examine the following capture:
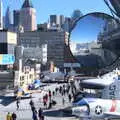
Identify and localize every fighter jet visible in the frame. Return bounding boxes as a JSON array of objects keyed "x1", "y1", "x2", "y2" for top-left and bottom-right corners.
[
  {"x1": 79, "y1": 69, "x2": 120, "y2": 99},
  {"x1": 14, "y1": 79, "x2": 47, "y2": 97},
  {"x1": 80, "y1": 69, "x2": 119, "y2": 89},
  {"x1": 30, "y1": 79, "x2": 47, "y2": 89},
  {"x1": 71, "y1": 98, "x2": 120, "y2": 120},
  {"x1": 62, "y1": 69, "x2": 120, "y2": 120}
]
